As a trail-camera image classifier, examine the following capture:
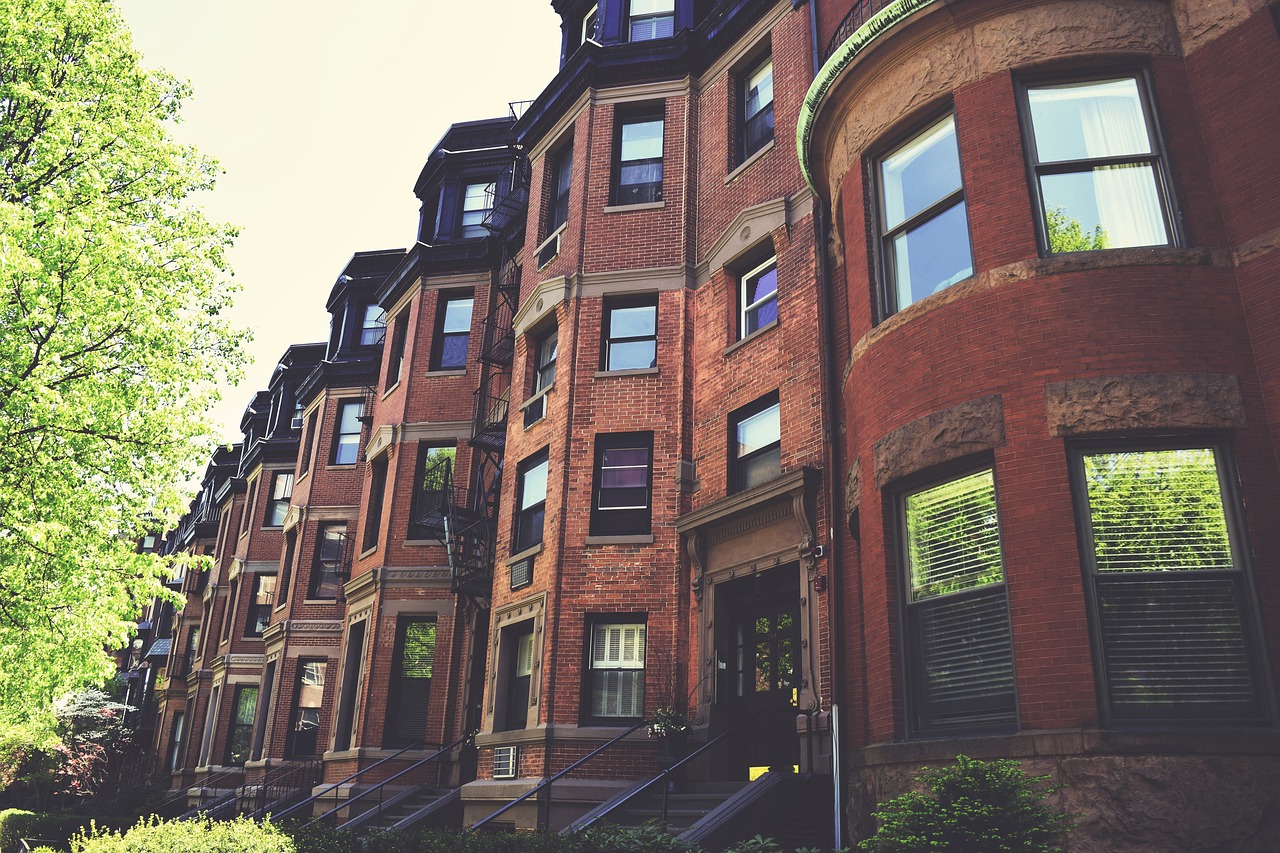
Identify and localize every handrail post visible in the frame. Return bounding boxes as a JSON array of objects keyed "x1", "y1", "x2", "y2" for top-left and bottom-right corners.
[{"x1": 660, "y1": 774, "x2": 670, "y2": 830}]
